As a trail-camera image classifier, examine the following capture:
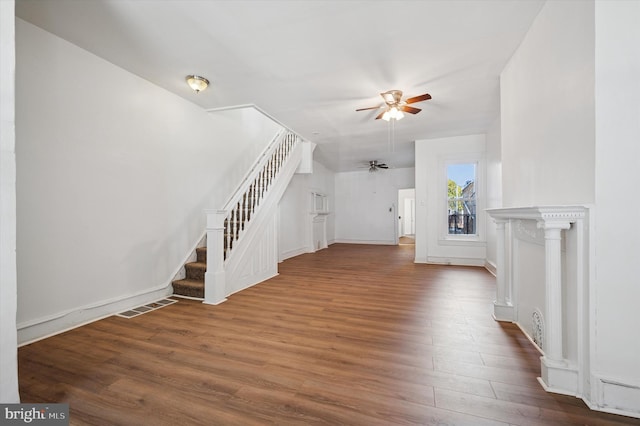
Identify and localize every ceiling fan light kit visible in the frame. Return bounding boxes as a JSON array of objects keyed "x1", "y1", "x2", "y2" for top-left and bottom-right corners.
[
  {"x1": 356, "y1": 89, "x2": 432, "y2": 121},
  {"x1": 382, "y1": 106, "x2": 404, "y2": 121}
]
